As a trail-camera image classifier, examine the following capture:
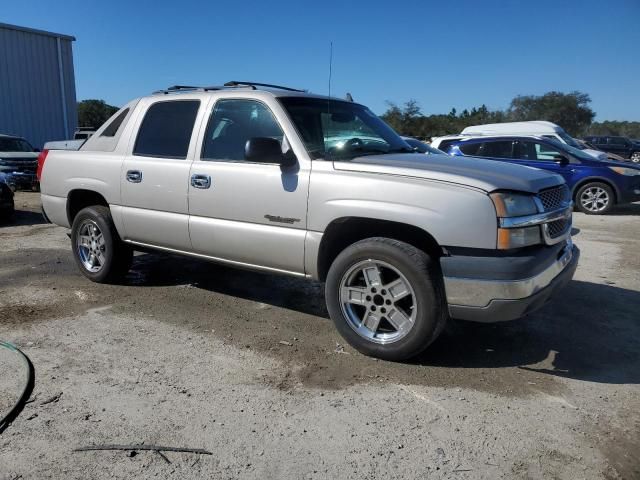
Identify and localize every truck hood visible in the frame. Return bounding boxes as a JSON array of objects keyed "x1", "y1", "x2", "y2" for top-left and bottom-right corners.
[{"x1": 333, "y1": 153, "x2": 564, "y2": 194}]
